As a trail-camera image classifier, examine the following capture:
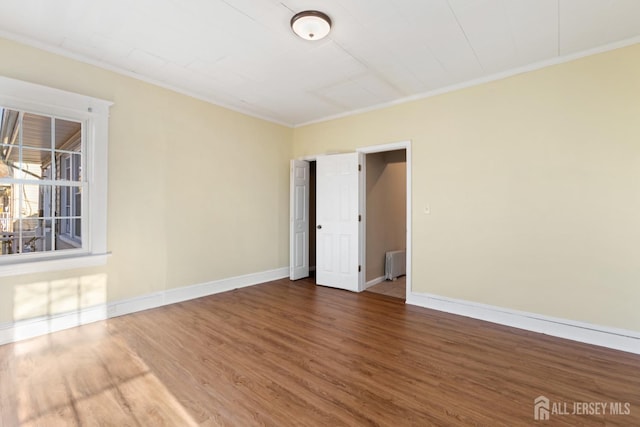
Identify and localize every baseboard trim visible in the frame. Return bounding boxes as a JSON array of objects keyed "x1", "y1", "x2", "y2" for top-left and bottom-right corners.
[
  {"x1": 0, "y1": 267, "x2": 289, "y2": 346},
  {"x1": 406, "y1": 292, "x2": 640, "y2": 355},
  {"x1": 0, "y1": 304, "x2": 109, "y2": 345},
  {"x1": 364, "y1": 276, "x2": 386, "y2": 290},
  {"x1": 162, "y1": 267, "x2": 288, "y2": 307}
]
